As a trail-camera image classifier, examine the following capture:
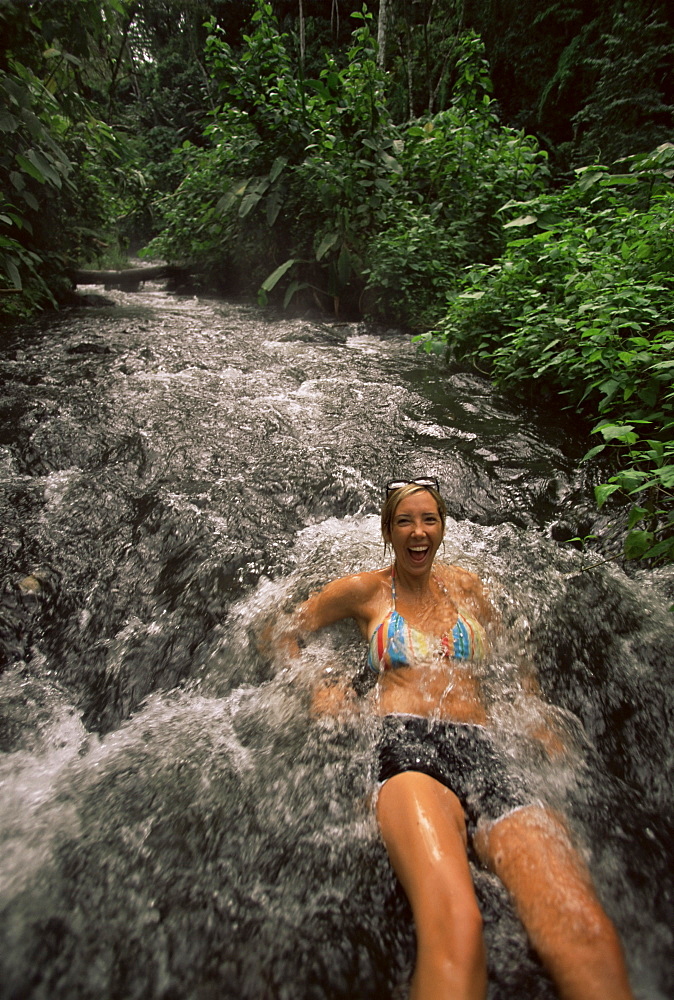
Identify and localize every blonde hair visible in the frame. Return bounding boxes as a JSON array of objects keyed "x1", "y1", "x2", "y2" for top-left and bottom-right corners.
[{"x1": 380, "y1": 482, "x2": 446, "y2": 543}]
